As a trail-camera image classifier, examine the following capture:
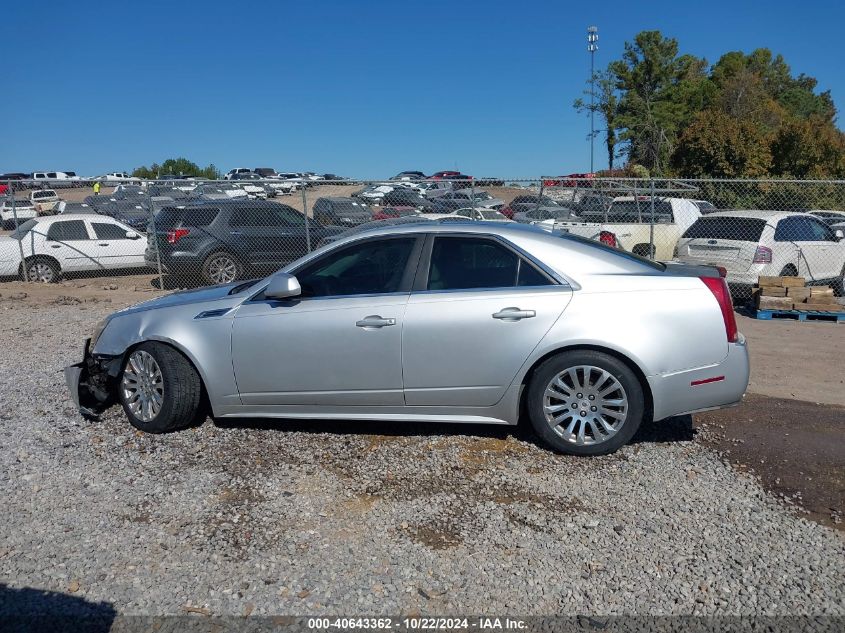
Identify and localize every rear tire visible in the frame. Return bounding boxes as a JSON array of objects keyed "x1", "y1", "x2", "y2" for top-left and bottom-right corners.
[
  {"x1": 202, "y1": 251, "x2": 242, "y2": 285},
  {"x1": 780, "y1": 264, "x2": 798, "y2": 277},
  {"x1": 119, "y1": 342, "x2": 202, "y2": 434},
  {"x1": 526, "y1": 351, "x2": 645, "y2": 456}
]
